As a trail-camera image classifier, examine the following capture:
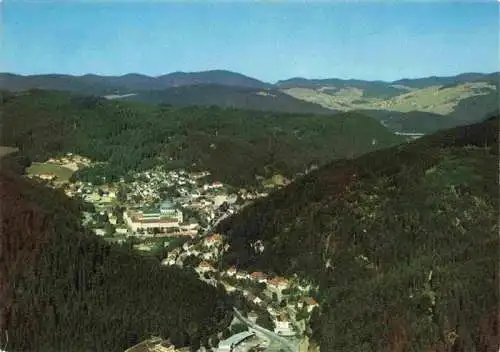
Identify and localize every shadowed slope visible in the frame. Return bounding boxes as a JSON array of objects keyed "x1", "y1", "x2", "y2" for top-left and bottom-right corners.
[
  {"x1": 0, "y1": 166, "x2": 231, "y2": 351},
  {"x1": 218, "y1": 116, "x2": 499, "y2": 351}
]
